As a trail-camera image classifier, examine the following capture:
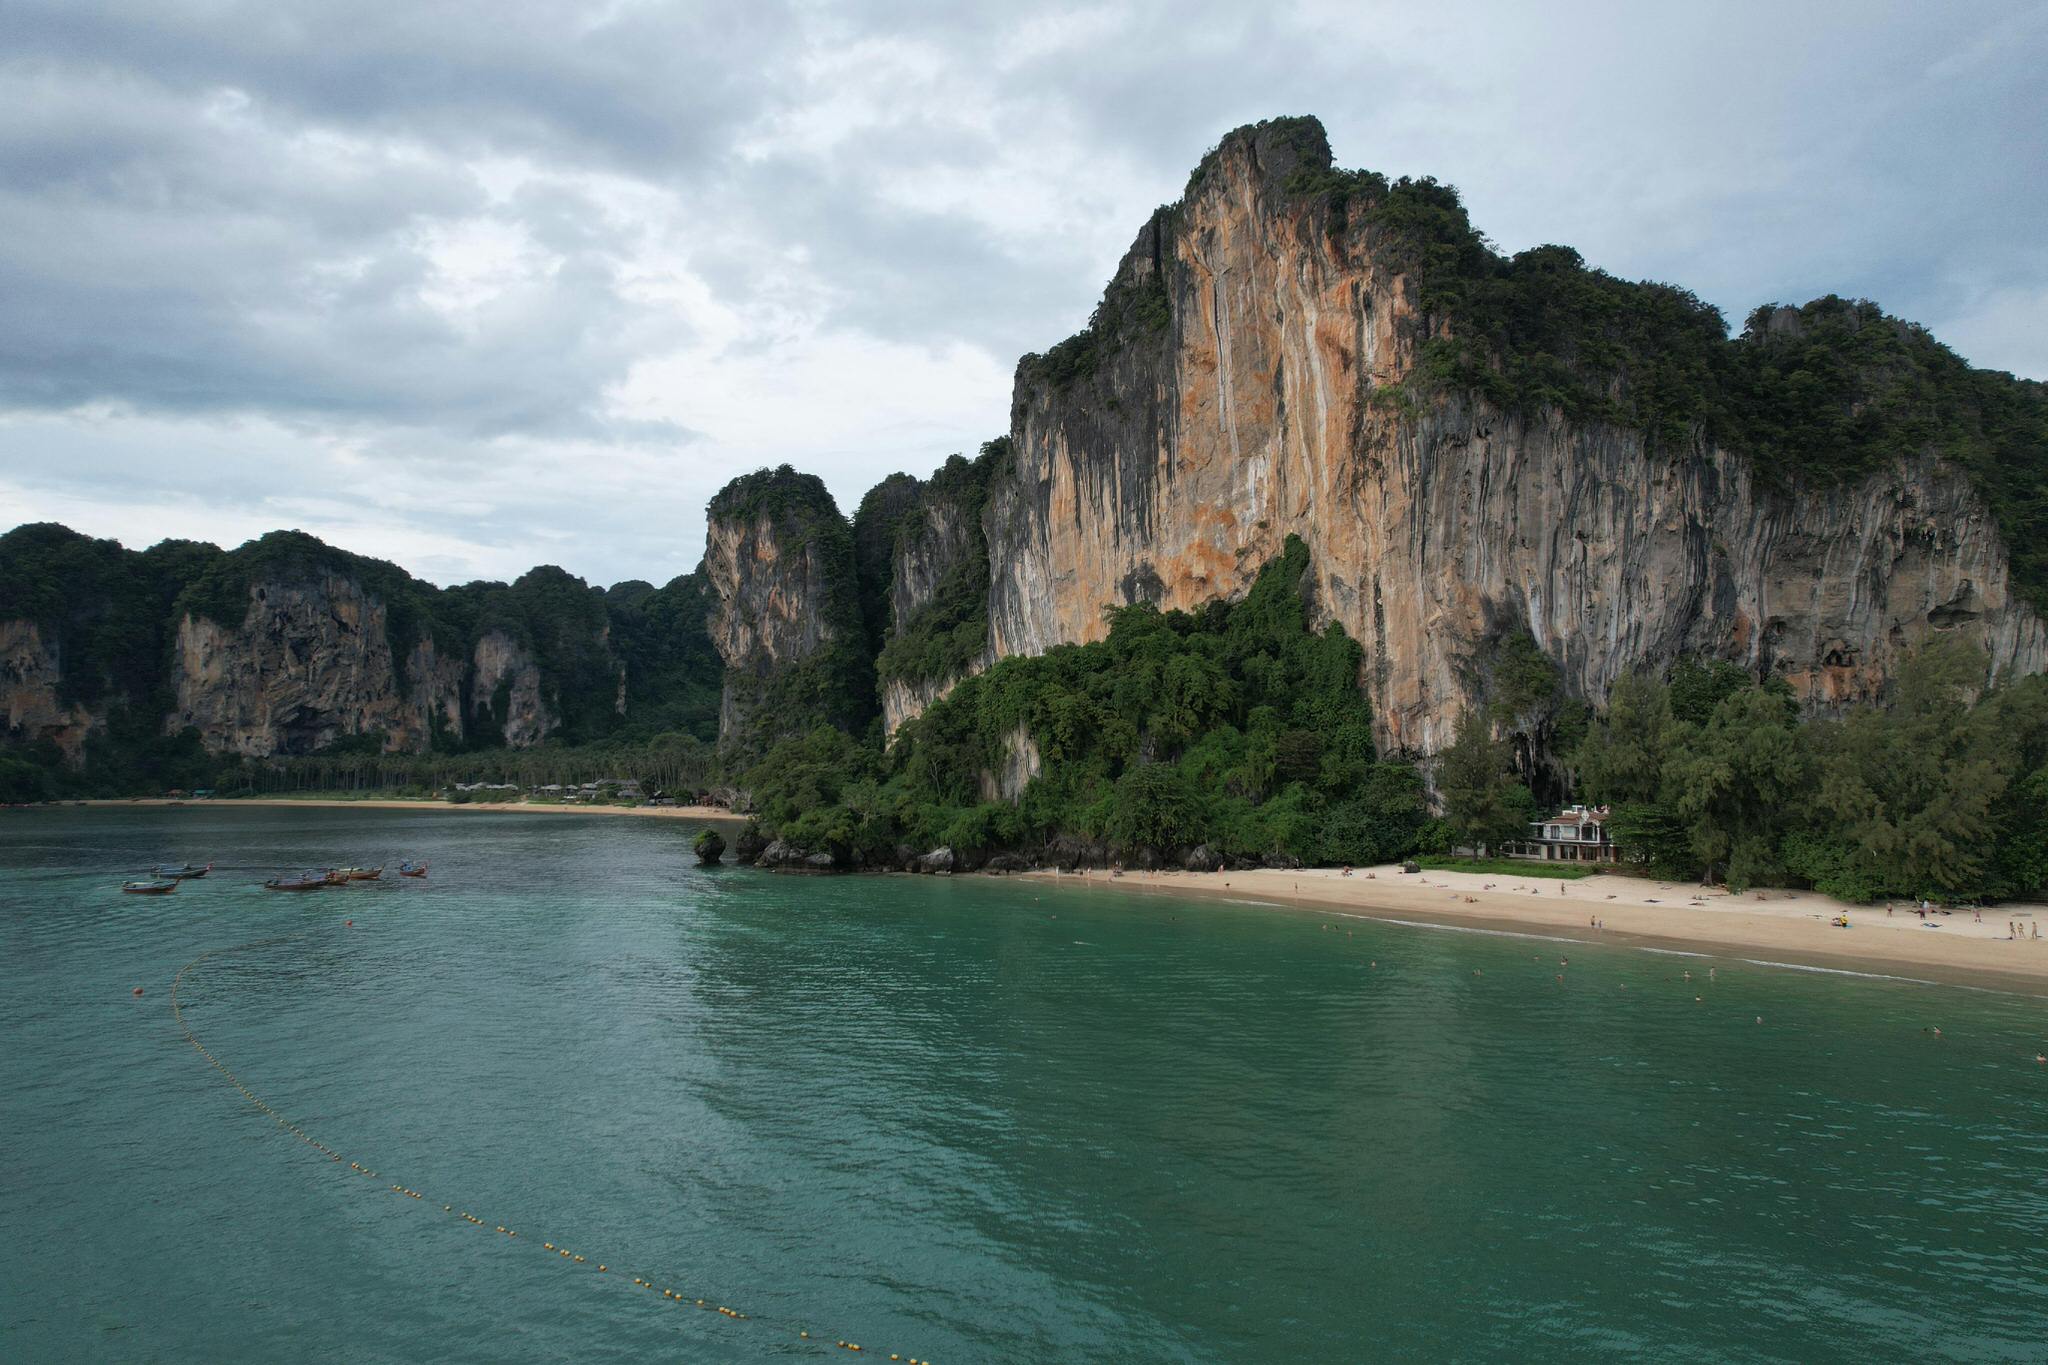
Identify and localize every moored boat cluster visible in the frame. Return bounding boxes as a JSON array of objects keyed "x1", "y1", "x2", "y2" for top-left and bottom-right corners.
[{"x1": 119, "y1": 859, "x2": 429, "y2": 893}]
